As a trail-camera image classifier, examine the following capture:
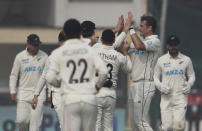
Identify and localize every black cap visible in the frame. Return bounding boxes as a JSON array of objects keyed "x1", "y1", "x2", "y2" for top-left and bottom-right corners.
[
  {"x1": 167, "y1": 35, "x2": 180, "y2": 46},
  {"x1": 27, "y1": 34, "x2": 41, "y2": 46},
  {"x1": 101, "y1": 29, "x2": 115, "y2": 44}
]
